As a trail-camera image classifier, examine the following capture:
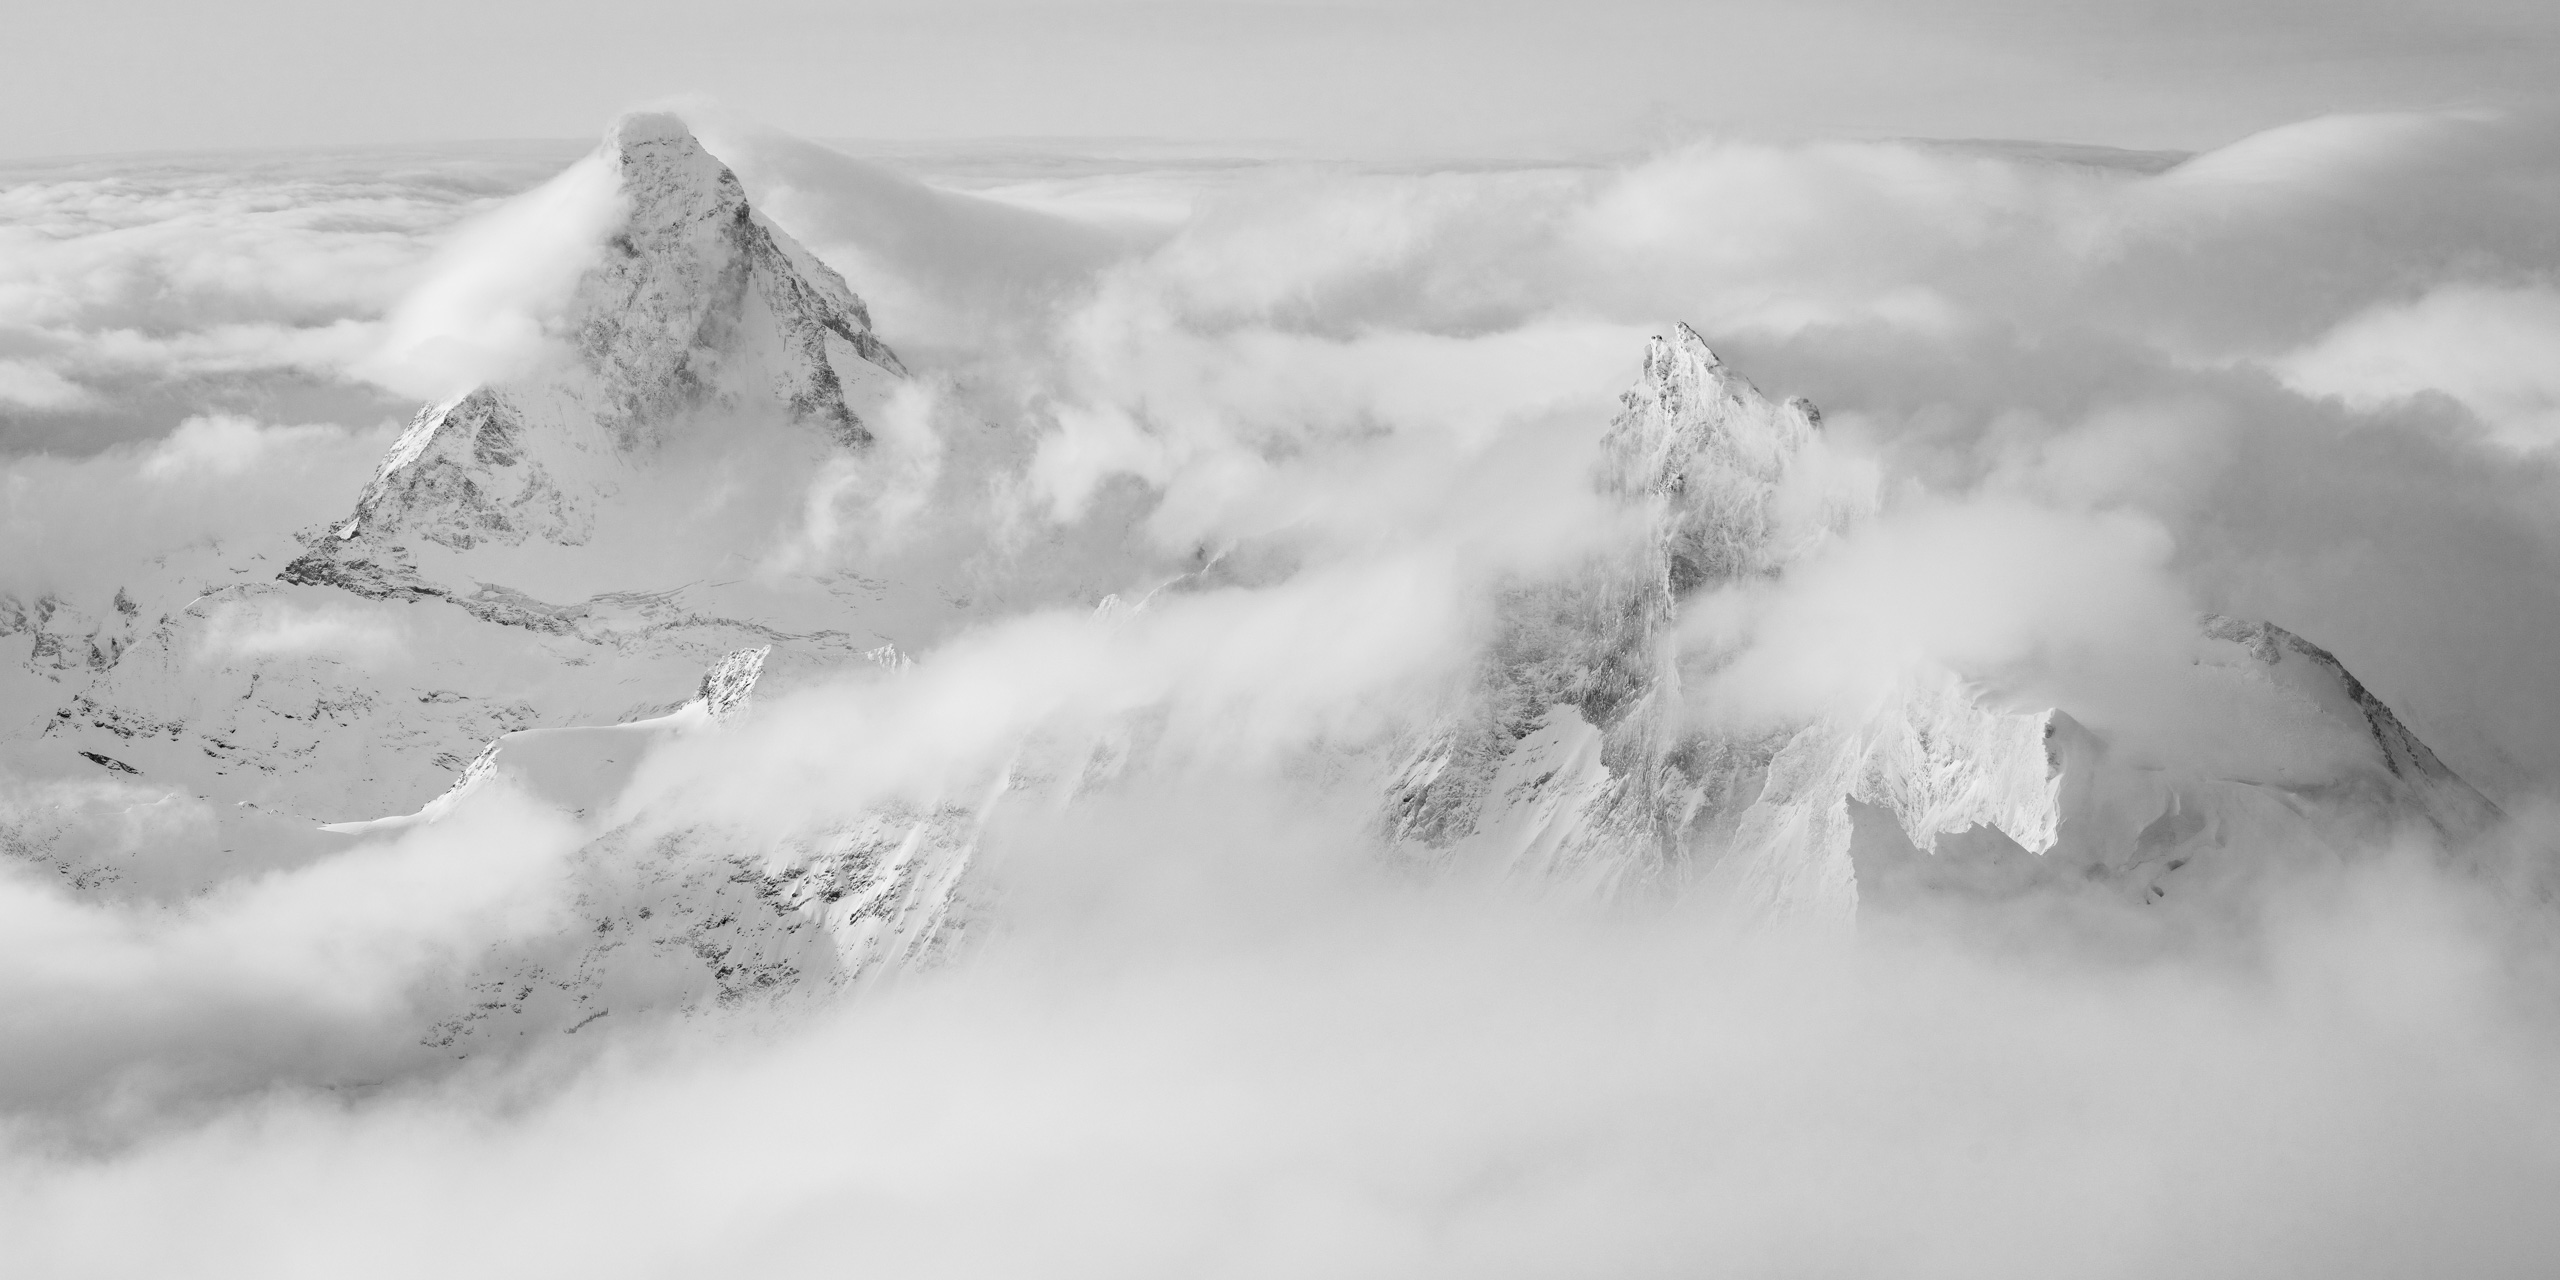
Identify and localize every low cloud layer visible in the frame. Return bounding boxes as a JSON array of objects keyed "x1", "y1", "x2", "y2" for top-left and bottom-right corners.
[
  {"x1": 2277, "y1": 283, "x2": 2560, "y2": 449},
  {"x1": 0, "y1": 780, "x2": 582, "y2": 1113},
  {"x1": 0, "y1": 413, "x2": 393, "y2": 599},
  {"x1": 0, "y1": 146, "x2": 574, "y2": 453},
  {"x1": 2, "y1": 794, "x2": 2555, "y2": 1278}
]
